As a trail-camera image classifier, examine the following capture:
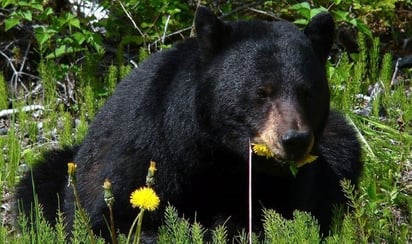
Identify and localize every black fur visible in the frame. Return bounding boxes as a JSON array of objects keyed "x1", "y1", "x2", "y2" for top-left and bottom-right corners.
[{"x1": 15, "y1": 147, "x2": 76, "y2": 225}]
